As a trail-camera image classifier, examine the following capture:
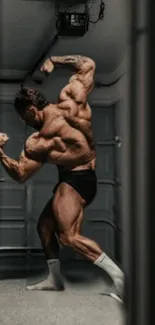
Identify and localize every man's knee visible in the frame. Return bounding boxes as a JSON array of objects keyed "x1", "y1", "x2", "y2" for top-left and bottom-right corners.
[{"x1": 59, "y1": 233, "x2": 77, "y2": 247}]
